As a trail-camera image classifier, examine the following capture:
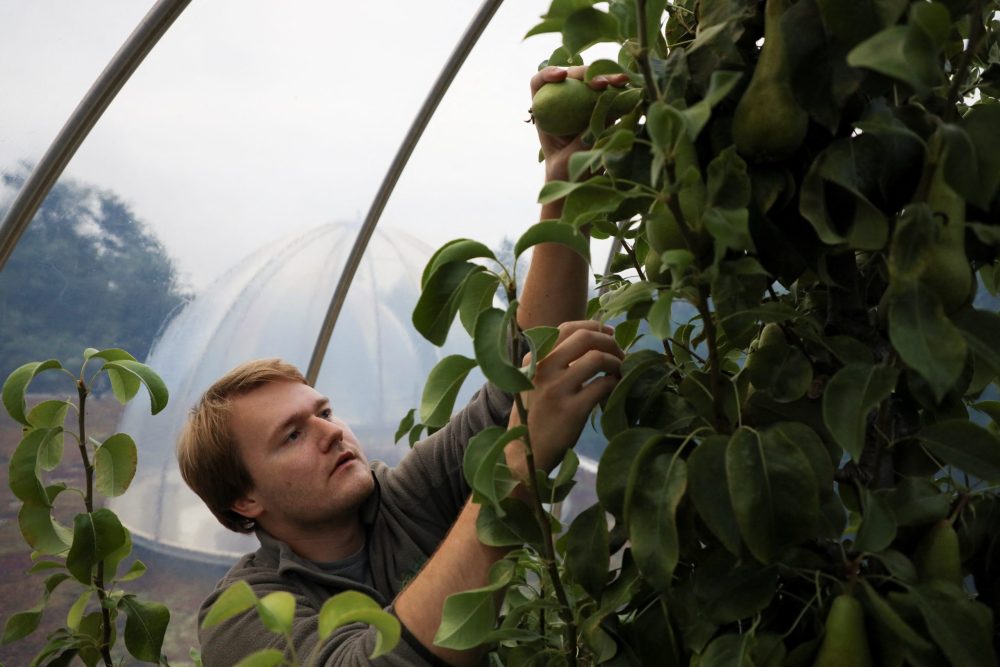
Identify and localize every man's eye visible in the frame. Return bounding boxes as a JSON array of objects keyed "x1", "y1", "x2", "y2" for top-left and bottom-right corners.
[
  {"x1": 320, "y1": 408, "x2": 333, "y2": 420},
  {"x1": 287, "y1": 429, "x2": 301, "y2": 443}
]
